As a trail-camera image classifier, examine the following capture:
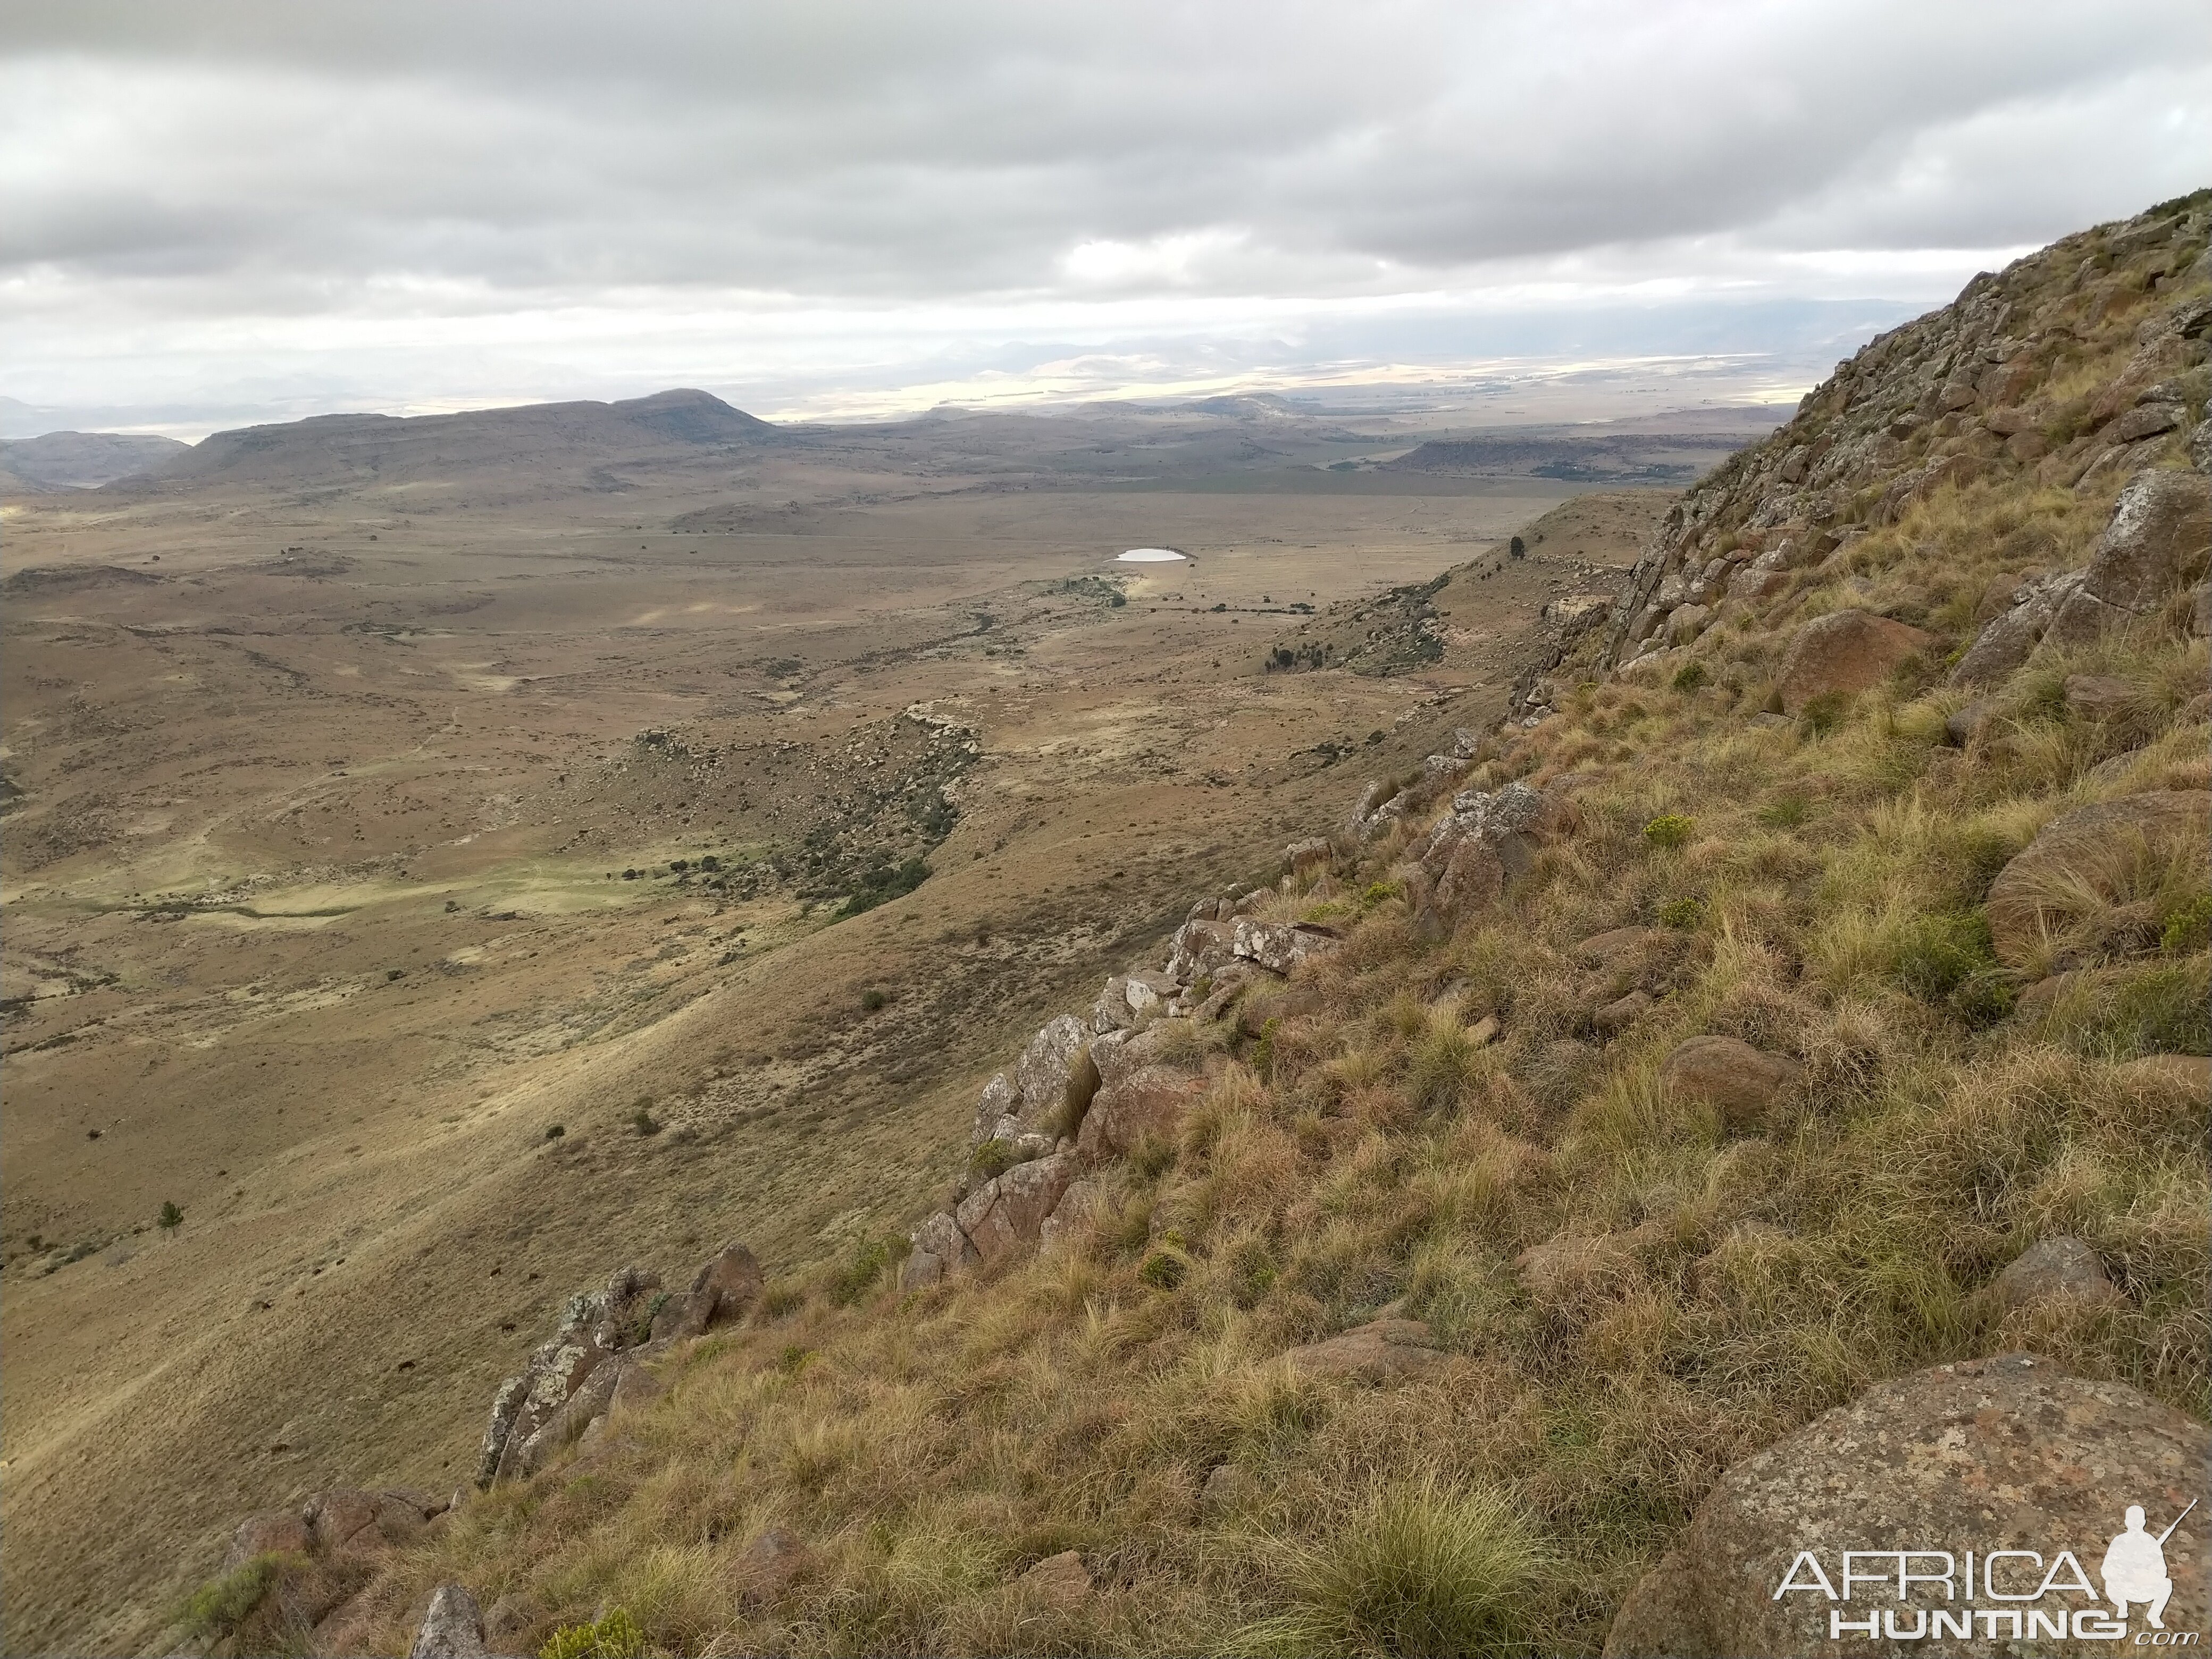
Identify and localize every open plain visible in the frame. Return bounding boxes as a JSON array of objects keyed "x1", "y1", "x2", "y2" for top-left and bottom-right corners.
[{"x1": 0, "y1": 393, "x2": 1742, "y2": 1649}]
